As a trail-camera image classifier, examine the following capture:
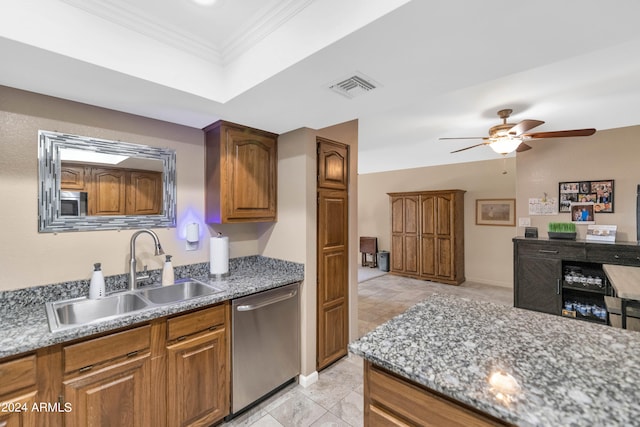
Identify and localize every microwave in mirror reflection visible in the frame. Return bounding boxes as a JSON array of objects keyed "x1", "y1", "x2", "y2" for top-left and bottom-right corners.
[{"x1": 60, "y1": 191, "x2": 87, "y2": 216}]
